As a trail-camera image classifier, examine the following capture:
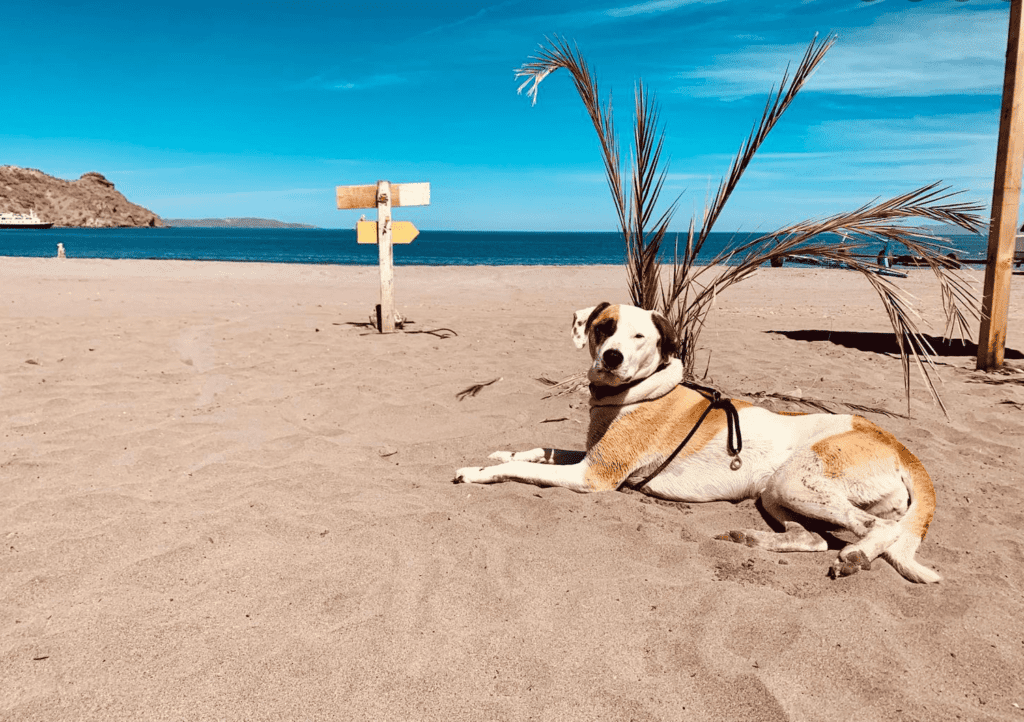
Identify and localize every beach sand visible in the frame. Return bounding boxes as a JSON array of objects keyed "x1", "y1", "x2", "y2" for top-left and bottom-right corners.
[{"x1": 2, "y1": 257, "x2": 1023, "y2": 721}]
